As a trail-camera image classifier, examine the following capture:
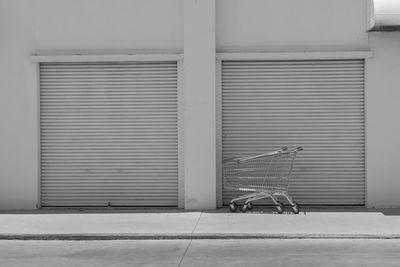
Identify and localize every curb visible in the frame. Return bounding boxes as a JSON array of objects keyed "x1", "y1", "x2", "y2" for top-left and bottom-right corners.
[{"x1": 1, "y1": 233, "x2": 400, "y2": 240}]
